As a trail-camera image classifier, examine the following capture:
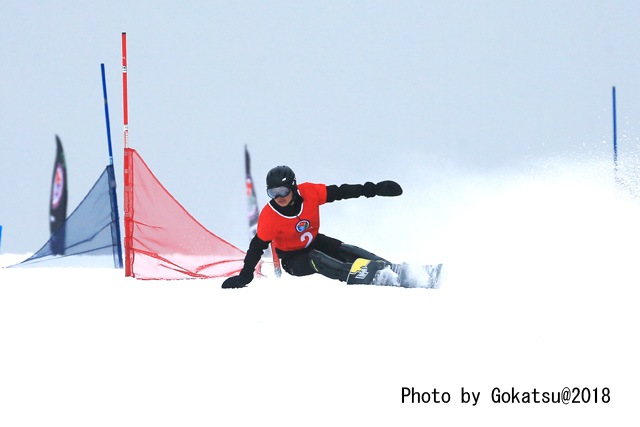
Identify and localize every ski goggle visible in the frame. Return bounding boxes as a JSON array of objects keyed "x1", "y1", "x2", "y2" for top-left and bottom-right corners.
[{"x1": 267, "y1": 186, "x2": 291, "y2": 199}]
